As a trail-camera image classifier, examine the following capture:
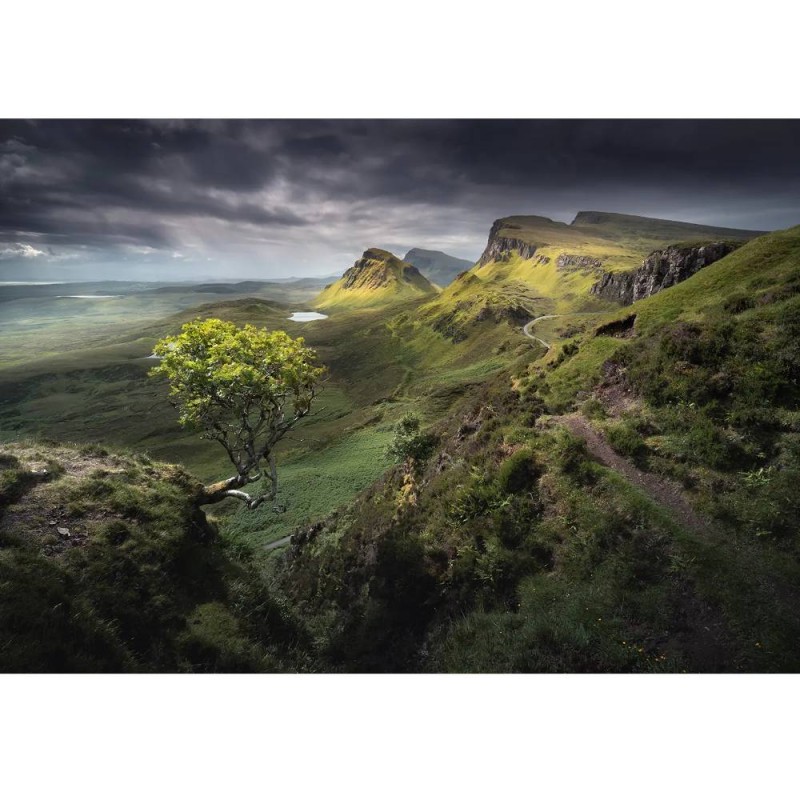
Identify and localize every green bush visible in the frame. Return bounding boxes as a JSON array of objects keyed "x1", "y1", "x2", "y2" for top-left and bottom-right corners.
[
  {"x1": 605, "y1": 421, "x2": 647, "y2": 462},
  {"x1": 581, "y1": 397, "x2": 607, "y2": 421},
  {"x1": 386, "y1": 413, "x2": 437, "y2": 465},
  {"x1": 496, "y1": 448, "x2": 540, "y2": 494}
]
